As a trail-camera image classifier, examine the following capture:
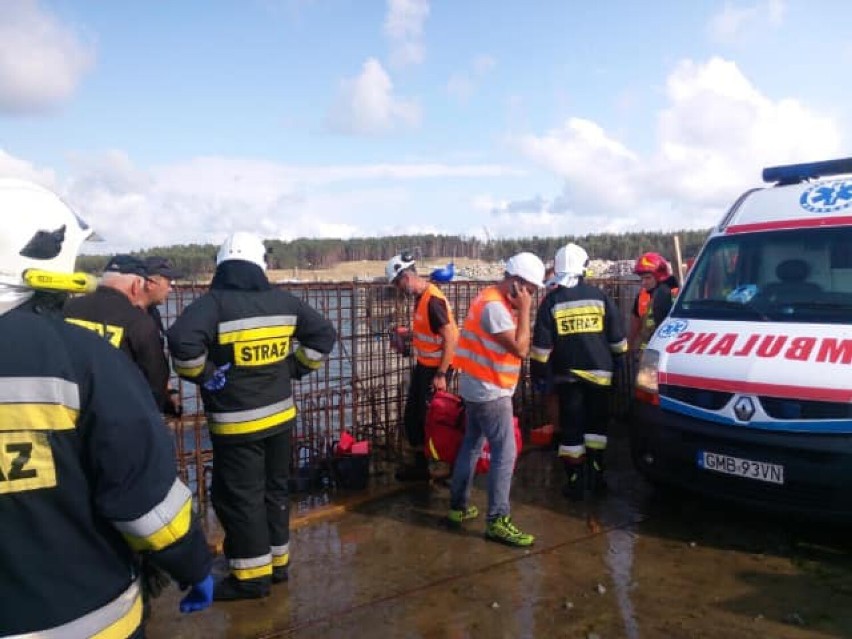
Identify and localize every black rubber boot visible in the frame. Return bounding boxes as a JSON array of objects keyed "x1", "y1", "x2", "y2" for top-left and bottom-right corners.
[
  {"x1": 561, "y1": 462, "x2": 585, "y2": 502},
  {"x1": 587, "y1": 449, "x2": 607, "y2": 495},
  {"x1": 213, "y1": 575, "x2": 271, "y2": 601},
  {"x1": 272, "y1": 566, "x2": 289, "y2": 584},
  {"x1": 395, "y1": 451, "x2": 430, "y2": 482}
]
